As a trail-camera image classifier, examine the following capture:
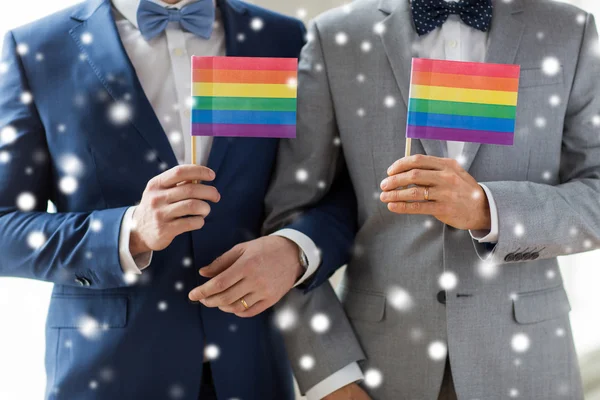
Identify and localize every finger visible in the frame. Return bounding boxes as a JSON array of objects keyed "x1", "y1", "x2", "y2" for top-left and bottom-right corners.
[
  {"x1": 218, "y1": 291, "x2": 260, "y2": 314},
  {"x1": 380, "y1": 186, "x2": 434, "y2": 203},
  {"x1": 188, "y1": 260, "x2": 244, "y2": 301},
  {"x1": 387, "y1": 154, "x2": 446, "y2": 176},
  {"x1": 156, "y1": 165, "x2": 216, "y2": 188},
  {"x1": 387, "y1": 200, "x2": 440, "y2": 215},
  {"x1": 163, "y1": 199, "x2": 211, "y2": 219},
  {"x1": 235, "y1": 300, "x2": 268, "y2": 318},
  {"x1": 171, "y1": 216, "x2": 206, "y2": 236},
  {"x1": 200, "y1": 245, "x2": 244, "y2": 278},
  {"x1": 201, "y1": 279, "x2": 254, "y2": 308},
  {"x1": 381, "y1": 169, "x2": 443, "y2": 191},
  {"x1": 164, "y1": 183, "x2": 221, "y2": 204}
]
